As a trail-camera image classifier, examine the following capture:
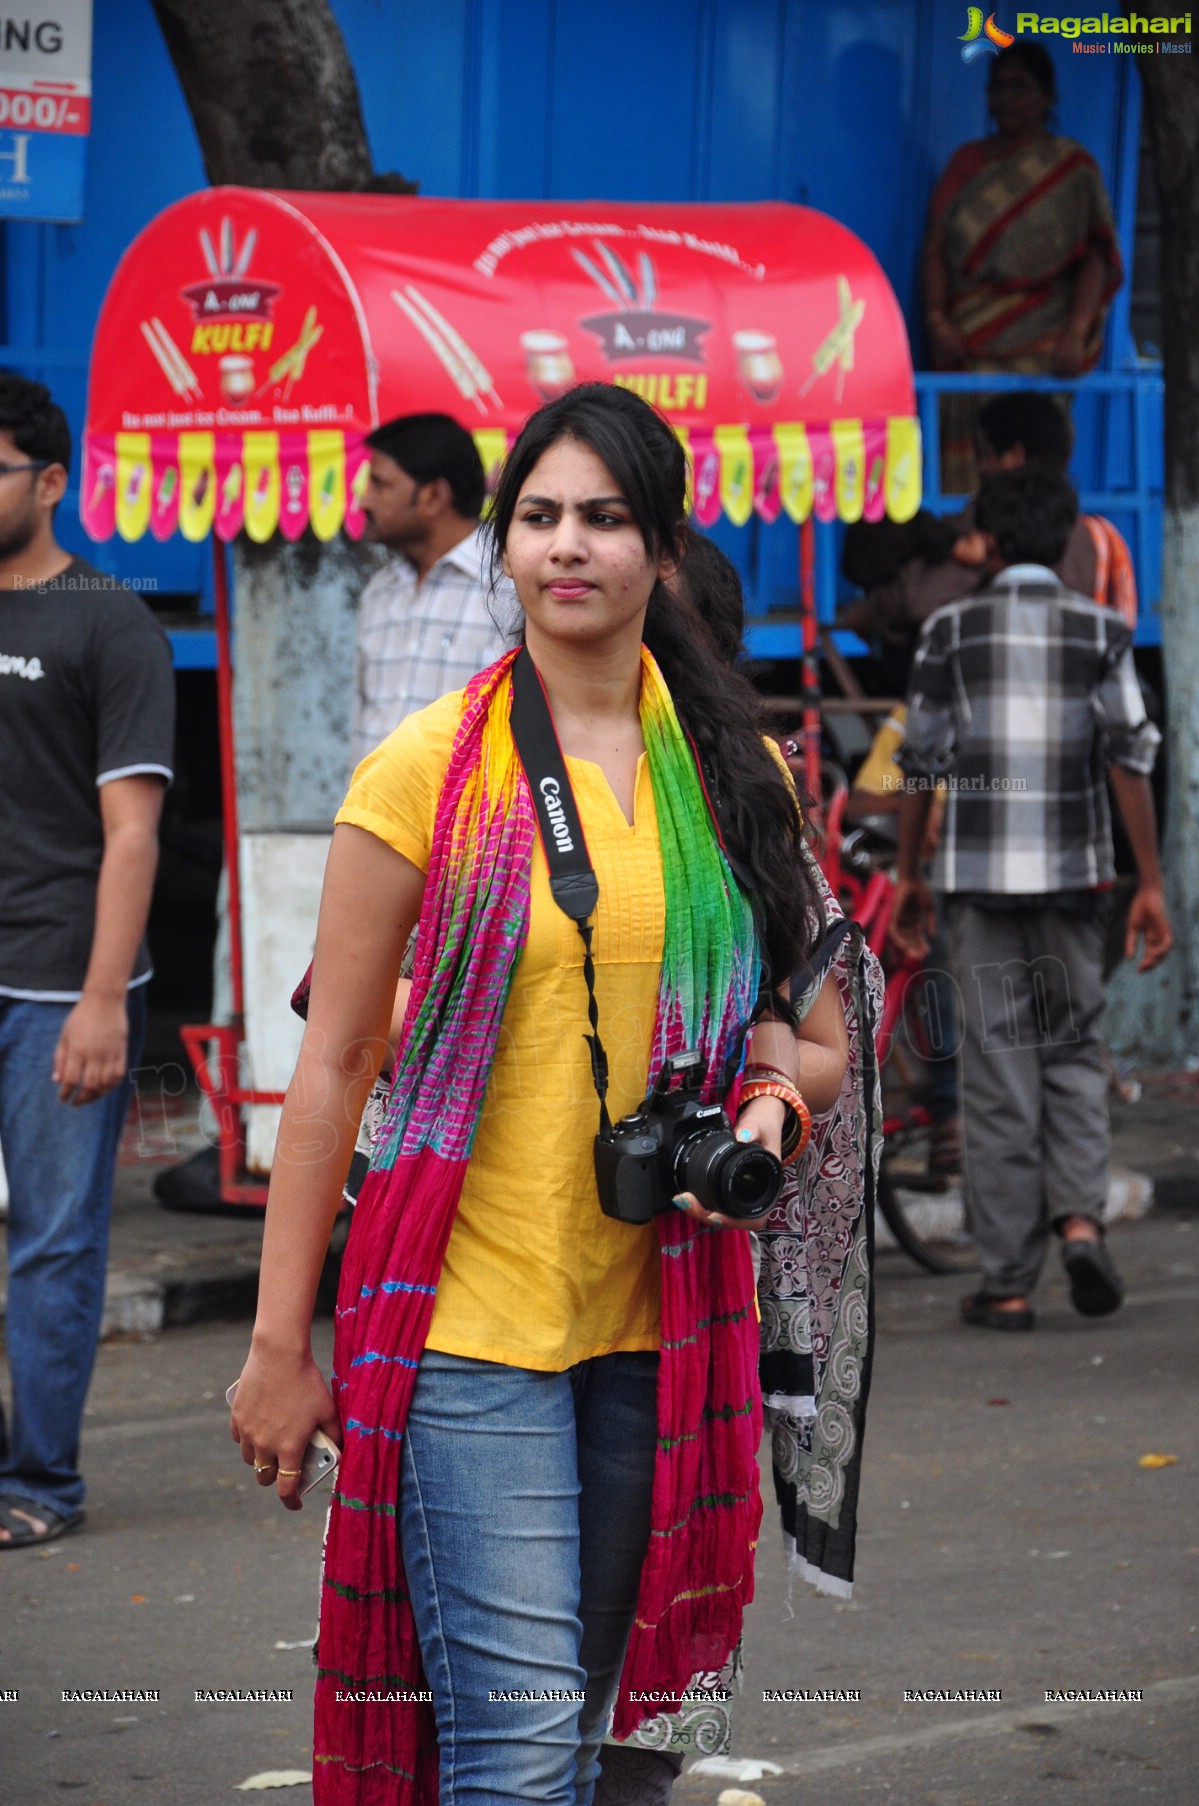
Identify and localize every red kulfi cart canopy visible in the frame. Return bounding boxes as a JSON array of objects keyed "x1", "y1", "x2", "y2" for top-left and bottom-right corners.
[{"x1": 82, "y1": 189, "x2": 920, "y2": 544}]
